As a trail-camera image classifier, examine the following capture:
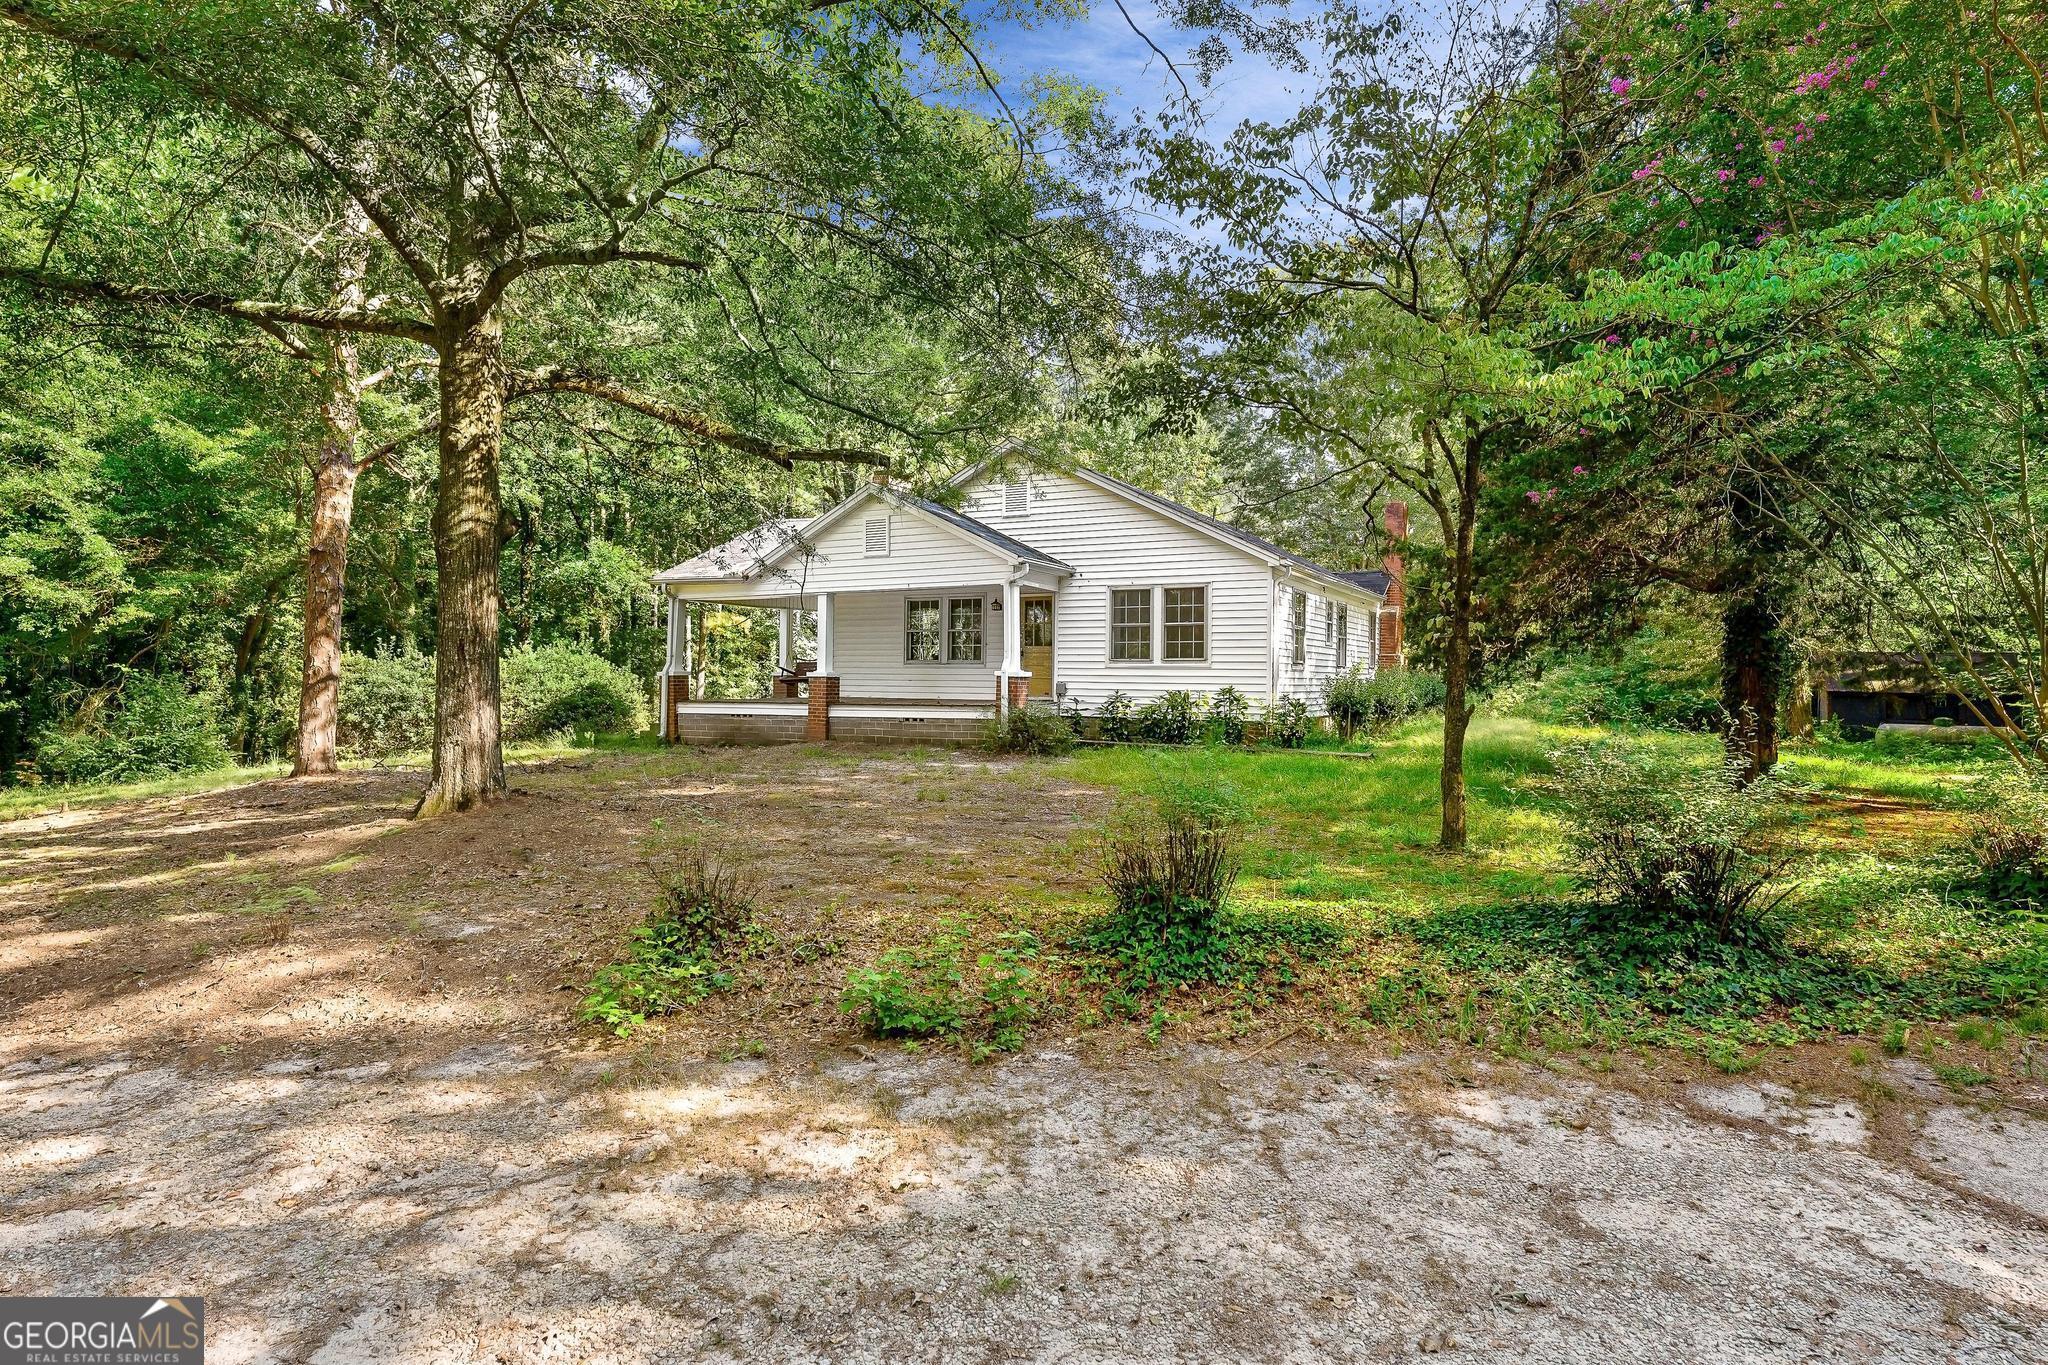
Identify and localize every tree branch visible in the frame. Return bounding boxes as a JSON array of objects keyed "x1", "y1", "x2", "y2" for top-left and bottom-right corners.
[
  {"x1": 0, "y1": 265, "x2": 439, "y2": 343},
  {"x1": 506, "y1": 367, "x2": 889, "y2": 470}
]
